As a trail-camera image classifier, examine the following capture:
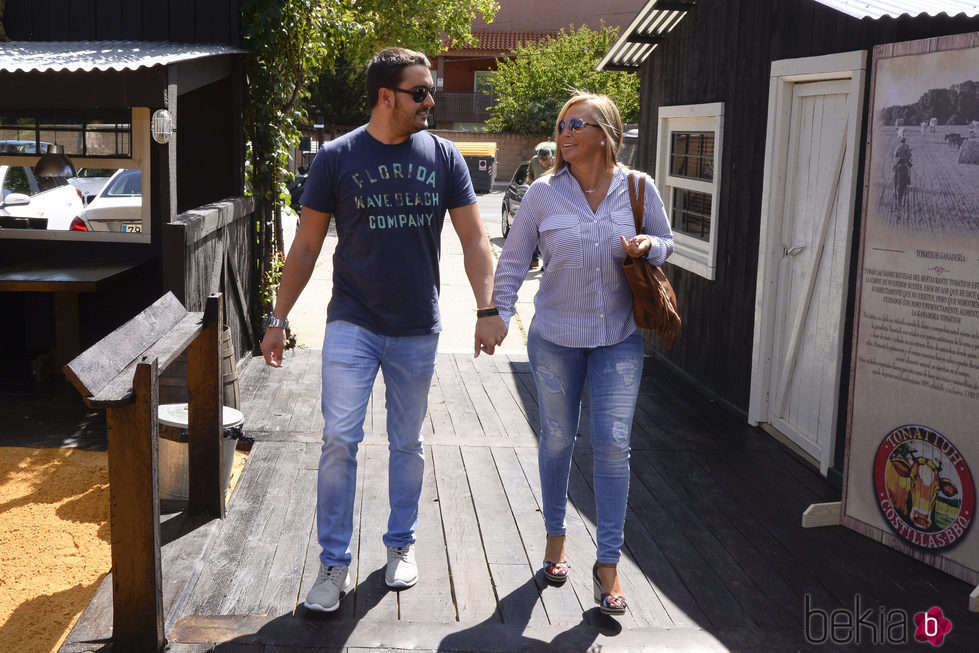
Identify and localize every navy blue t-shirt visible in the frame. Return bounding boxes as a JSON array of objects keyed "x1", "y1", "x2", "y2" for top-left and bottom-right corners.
[{"x1": 302, "y1": 126, "x2": 477, "y2": 336}]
